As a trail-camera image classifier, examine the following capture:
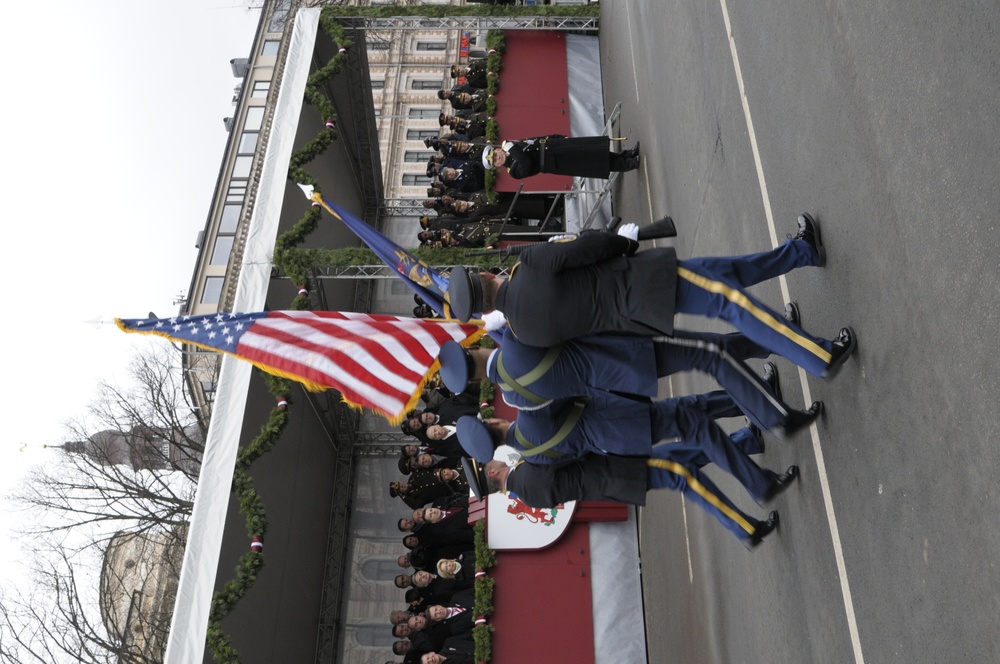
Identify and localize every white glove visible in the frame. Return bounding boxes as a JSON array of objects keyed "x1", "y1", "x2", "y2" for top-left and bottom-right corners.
[
  {"x1": 617, "y1": 222, "x2": 639, "y2": 241},
  {"x1": 493, "y1": 444, "x2": 523, "y2": 468},
  {"x1": 482, "y1": 310, "x2": 507, "y2": 332},
  {"x1": 547, "y1": 234, "x2": 576, "y2": 243}
]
